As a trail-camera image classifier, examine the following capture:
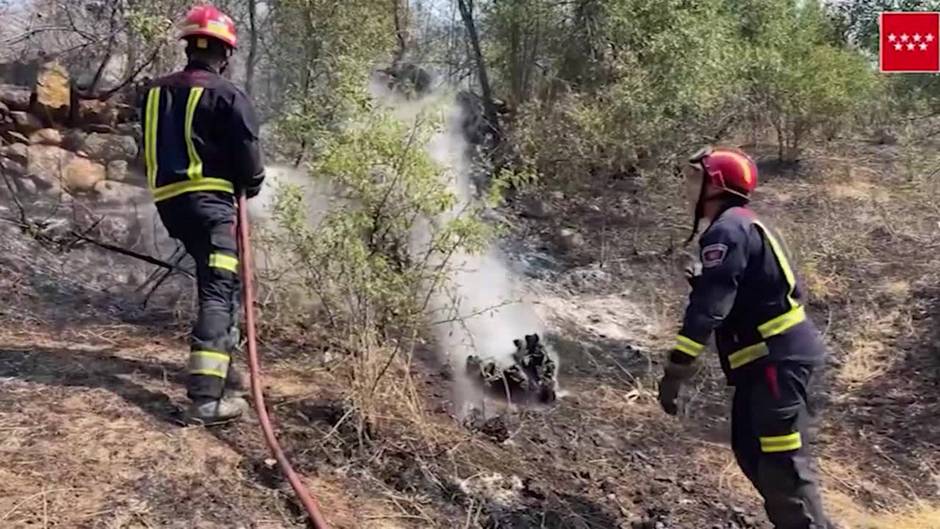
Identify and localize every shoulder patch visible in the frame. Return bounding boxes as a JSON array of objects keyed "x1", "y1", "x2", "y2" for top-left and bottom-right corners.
[{"x1": 701, "y1": 243, "x2": 728, "y2": 268}]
